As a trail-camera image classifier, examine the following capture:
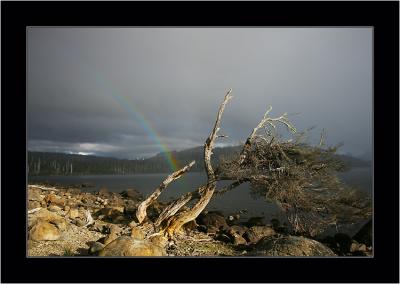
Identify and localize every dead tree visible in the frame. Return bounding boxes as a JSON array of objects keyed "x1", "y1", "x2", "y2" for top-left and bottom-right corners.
[
  {"x1": 134, "y1": 89, "x2": 371, "y2": 239},
  {"x1": 134, "y1": 89, "x2": 233, "y2": 238}
]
